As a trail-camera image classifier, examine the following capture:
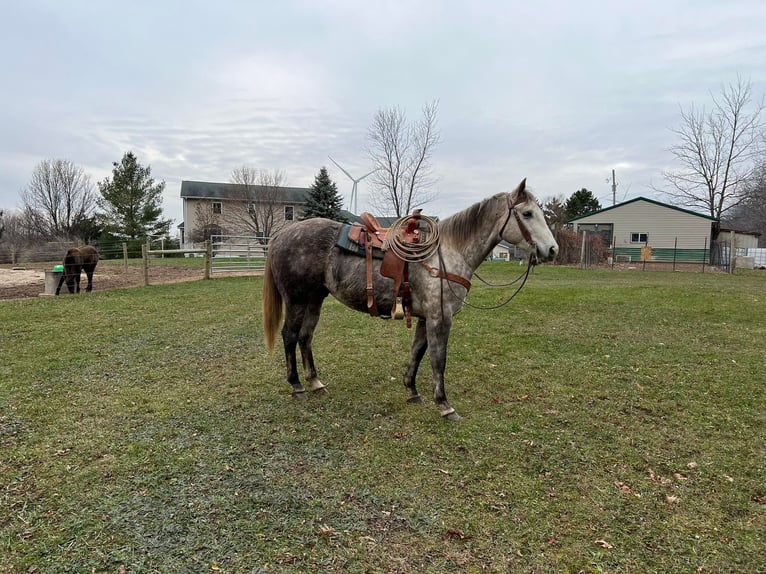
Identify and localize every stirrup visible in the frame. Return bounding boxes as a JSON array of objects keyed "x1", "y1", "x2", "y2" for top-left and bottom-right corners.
[{"x1": 392, "y1": 297, "x2": 405, "y2": 320}]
